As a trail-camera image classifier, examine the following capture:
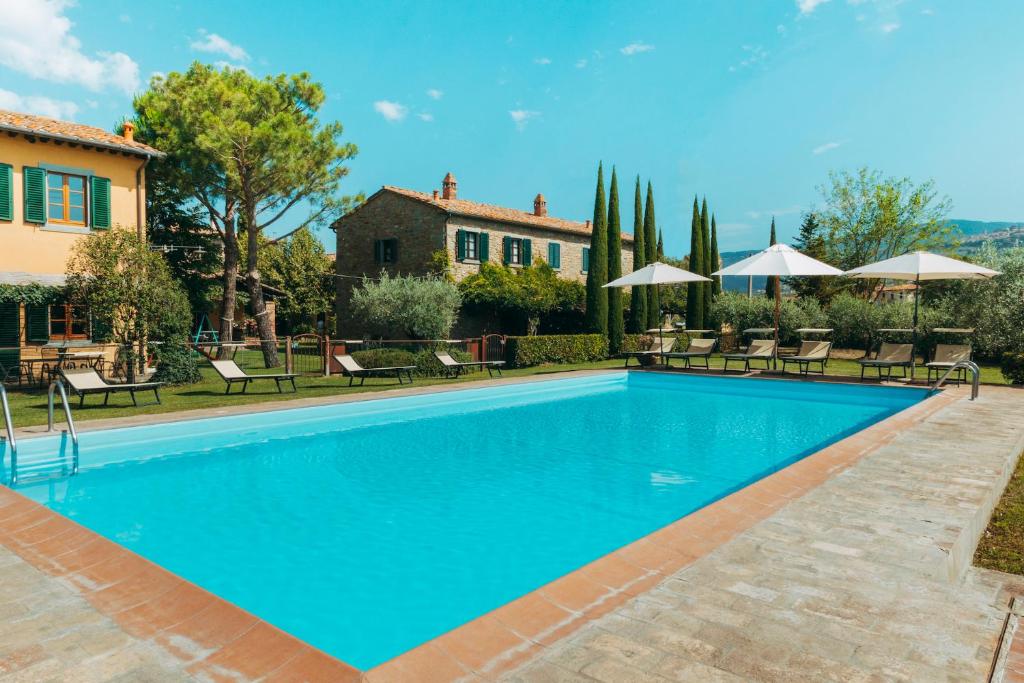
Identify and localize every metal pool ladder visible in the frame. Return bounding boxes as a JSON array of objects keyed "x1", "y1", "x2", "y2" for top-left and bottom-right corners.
[
  {"x1": 930, "y1": 360, "x2": 980, "y2": 400},
  {"x1": 1, "y1": 384, "x2": 15, "y2": 472}
]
